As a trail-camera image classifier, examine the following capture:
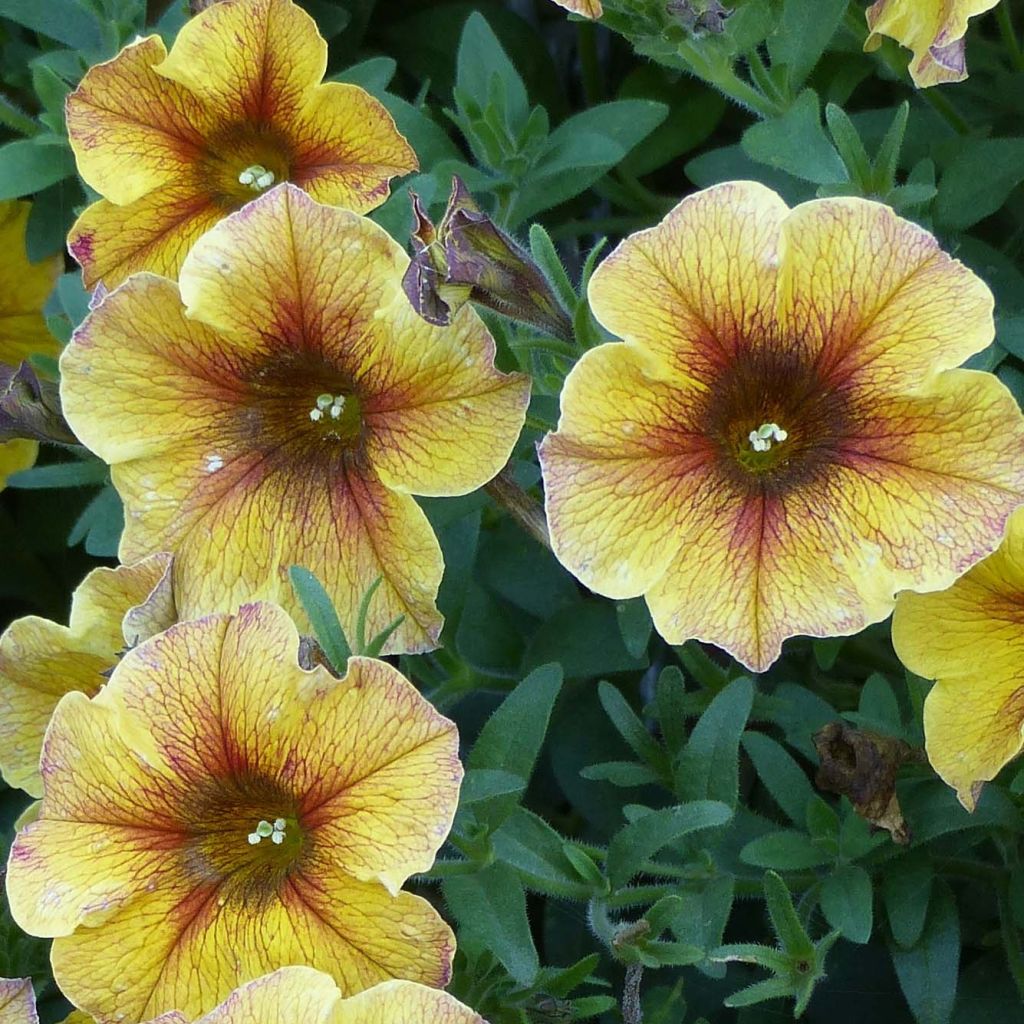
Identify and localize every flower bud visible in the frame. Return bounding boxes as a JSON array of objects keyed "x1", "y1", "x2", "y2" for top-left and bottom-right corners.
[{"x1": 0, "y1": 361, "x2": 77, "y2": 446}]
